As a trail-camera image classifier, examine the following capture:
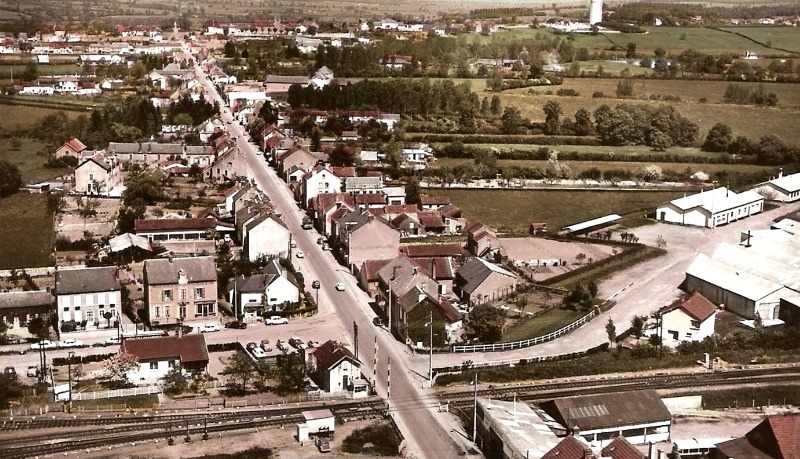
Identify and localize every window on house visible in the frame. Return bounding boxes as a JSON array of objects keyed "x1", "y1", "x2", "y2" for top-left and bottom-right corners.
[
  {"x1": 690, "y1": 320, "x2": 701, "y2": 328},
  {"x1": 164, "y1": 306, "x2": 170, "y2": 317},
  {"x1": 63, "y1": 307, "x2": 69, "y2": 312},
  {"x1": 74, "y1": 306, "x2": 81, "y2": 311},
  {"x1": 110, "y1": 303, "x2": 115, "y2": 309},
  {"x1": 194, "y1": 288, "x2": 204, "y2": 299},
  {"x1": 99, "y1": 304, "x2": 105, "y2": 309},
  {"x1": 162, "y1": 290, "x2": 172, "y2": 301},
  {"x1": 149, "y1": 362, "x2": 158, "y2": 370},
  {"x1": 168, "y1": 361, "x2": 175, "y2": 368},
  {"x1": 180, "y1": 289, "x2": 186, "y2": 301},
  {"x1": 154, "y1": 306, "x2": 160, "y2": 318}
]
